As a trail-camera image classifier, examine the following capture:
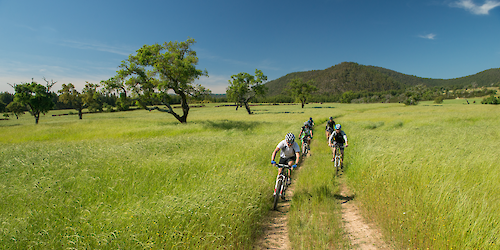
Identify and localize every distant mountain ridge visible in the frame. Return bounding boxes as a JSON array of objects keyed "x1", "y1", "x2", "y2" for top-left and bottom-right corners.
[{"x1": 264, "y1": 62, "x2": 500, "y2": 96}]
